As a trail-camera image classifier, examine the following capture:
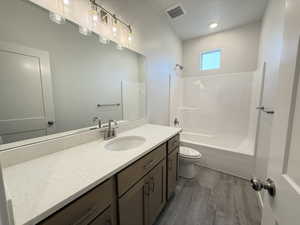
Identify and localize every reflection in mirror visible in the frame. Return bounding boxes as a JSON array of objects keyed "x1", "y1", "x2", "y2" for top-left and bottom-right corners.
[{"x1": 0, "y1": 0, "x2": 146, "y2": 145}]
